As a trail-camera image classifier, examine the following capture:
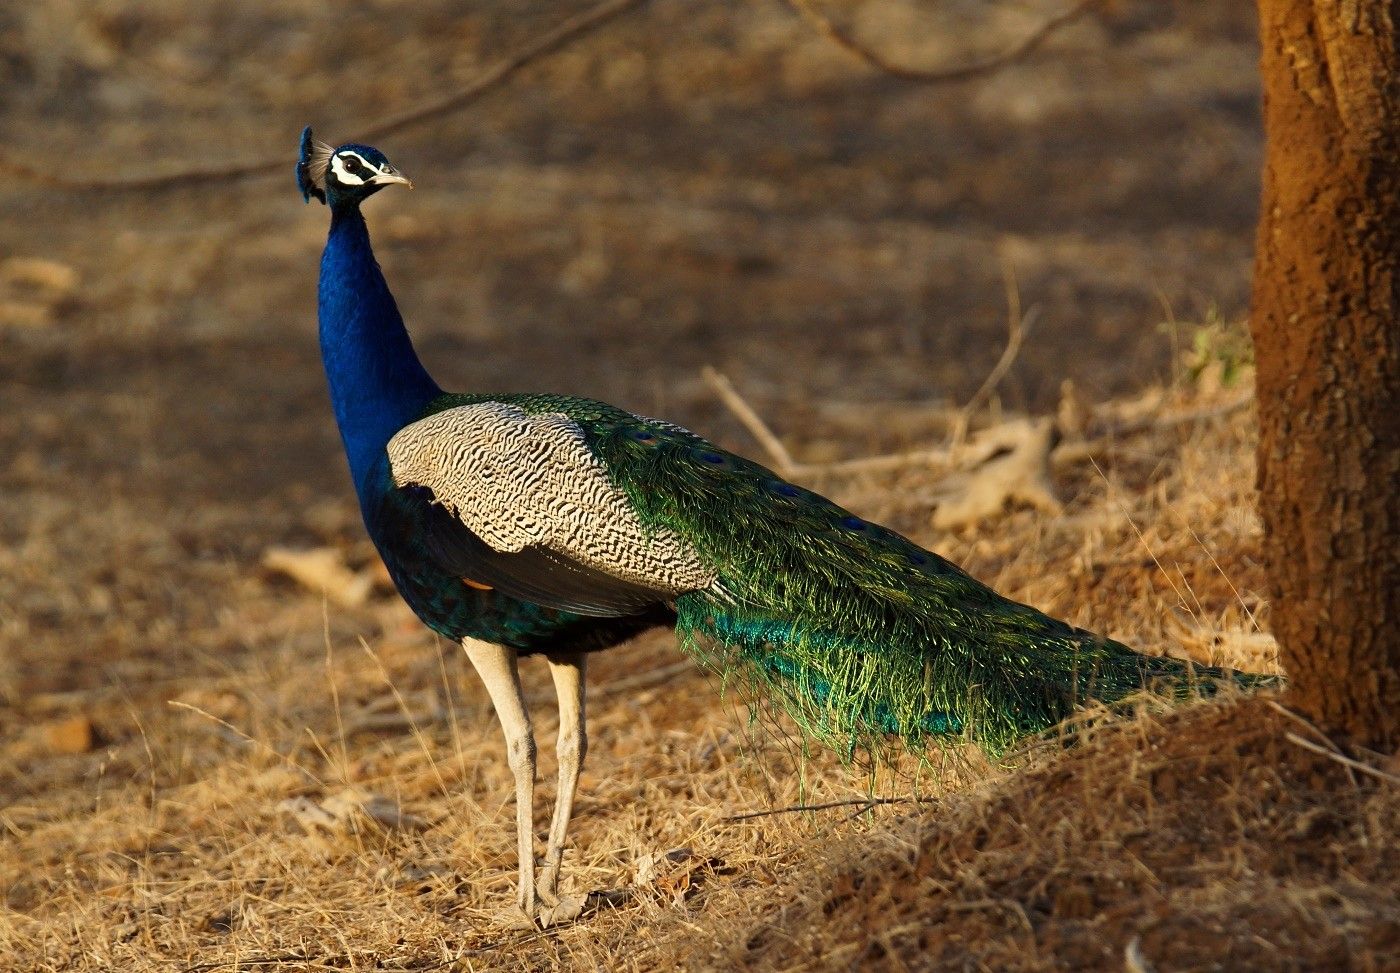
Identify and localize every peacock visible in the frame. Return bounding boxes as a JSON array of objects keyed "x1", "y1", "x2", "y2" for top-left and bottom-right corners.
[{"x1": 298, "y1": 129, "x2": 1273, "y2": 925}]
